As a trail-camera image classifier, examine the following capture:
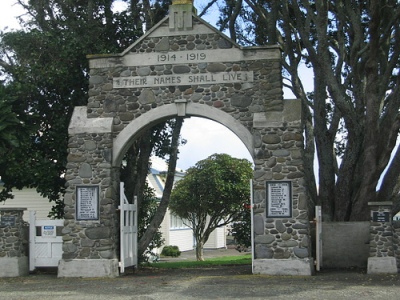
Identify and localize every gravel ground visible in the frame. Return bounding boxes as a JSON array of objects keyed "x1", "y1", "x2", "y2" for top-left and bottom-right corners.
[{"x1": 1, "y1": 265, "x2": 400, "y2": 300}]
